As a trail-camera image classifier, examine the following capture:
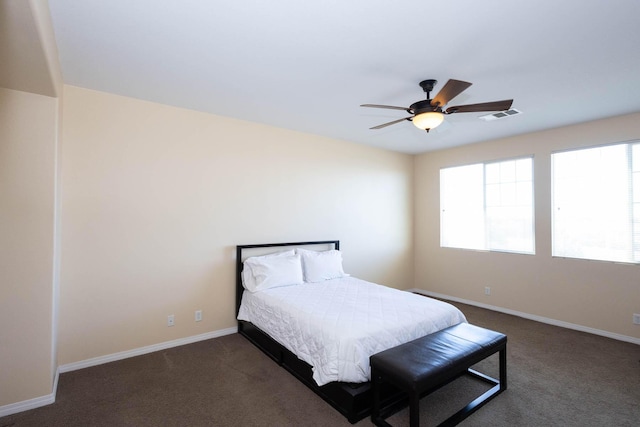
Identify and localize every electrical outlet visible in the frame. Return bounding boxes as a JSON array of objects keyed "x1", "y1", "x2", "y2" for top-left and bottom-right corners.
[
  {"x1": 167, "y1": 314, "x2": 175, "y2": 327},
  {"x1": 633, "y1": 314, "x2": 640, "y2": 325},
  {"x1": 484, "y1": 286, "x2": 491, "y2": 296},
  {"x1": 195, "y1": 310, "x2": 202, "y2": 322}
]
